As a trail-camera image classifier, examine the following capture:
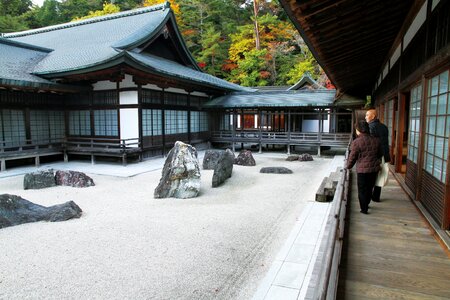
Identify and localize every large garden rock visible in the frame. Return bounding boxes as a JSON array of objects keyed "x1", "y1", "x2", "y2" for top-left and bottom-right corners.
[
  {"x1": 154, "y1": 141, "x2": 201, "y2": 199},
  {"x1": 55, "y1": 170, "x2": 95, "y2": 188},
  {"x1": 260, "y1": 167, "x2": 293, "y2": 174},
  {"x1": 212, "y1": 149, "x2": 234, "y2": 187},
  {"x1": 0, "y1": 194, "x2": 82, "y2": 229},
  {"x1": 203, "y1": 150, "x2": 223, "y2": 170},
  {"x1": 234, "y1": 150, "x2": 256, "y2": 166},
  {"x1": 23, "y1": 170, "x2": 56, "y2": 190}
]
